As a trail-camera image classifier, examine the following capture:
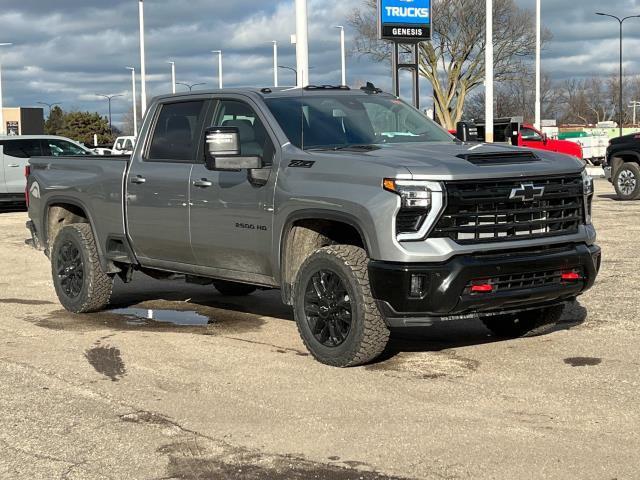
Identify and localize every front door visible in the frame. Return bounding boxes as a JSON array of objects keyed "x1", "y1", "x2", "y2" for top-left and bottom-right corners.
[
  {"x1": 0, "y1": 139, "x2": 43, "y2": 194},
  {"x1": 189, "y1": 98, "x2": 277, "y2": 278},
  {"x1": 126, "y1": 99, "x2": 210, "y2": 265}
]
